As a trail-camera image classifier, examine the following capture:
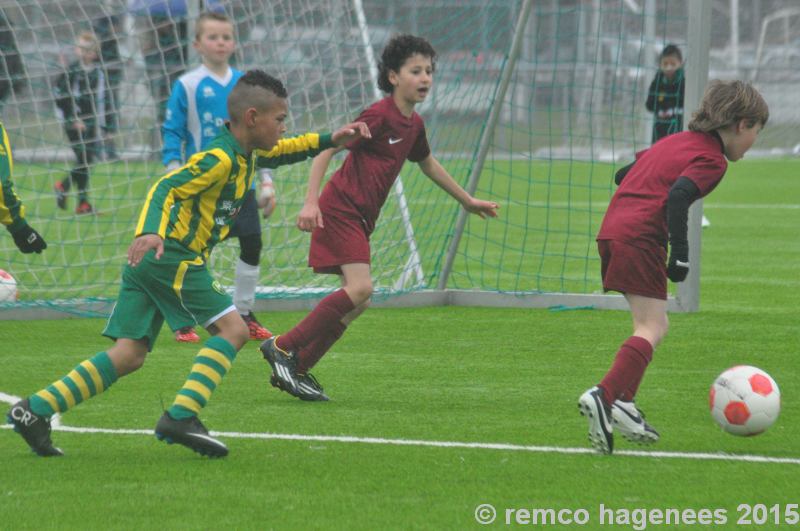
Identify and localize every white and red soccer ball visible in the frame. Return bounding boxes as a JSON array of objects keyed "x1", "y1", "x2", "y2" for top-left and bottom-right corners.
[
  {"x1": 0, "y1": 268, "x2": 18, "y2": 302},
  {"x1": 710, "y1": 365, "x2": 781, "y2": 436}
]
